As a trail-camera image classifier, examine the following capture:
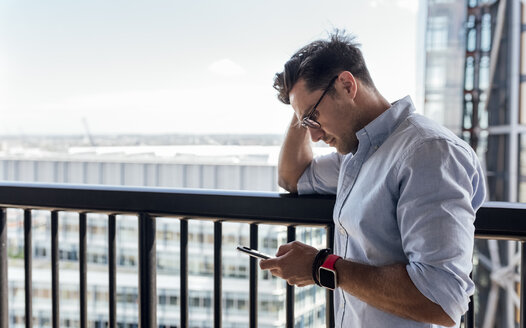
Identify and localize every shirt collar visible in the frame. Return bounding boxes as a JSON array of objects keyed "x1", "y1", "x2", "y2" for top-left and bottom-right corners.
[{"x1": 358, "y1": 95, "x2": 415, "y2": 149}]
